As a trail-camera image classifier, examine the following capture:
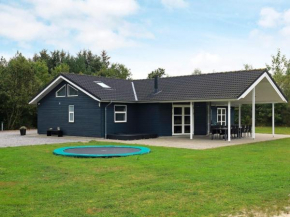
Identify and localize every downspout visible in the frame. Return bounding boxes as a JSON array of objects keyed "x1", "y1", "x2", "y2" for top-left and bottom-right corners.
[{"x1": 105, "y1": 101, "x2": 113, "y2": 139}]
